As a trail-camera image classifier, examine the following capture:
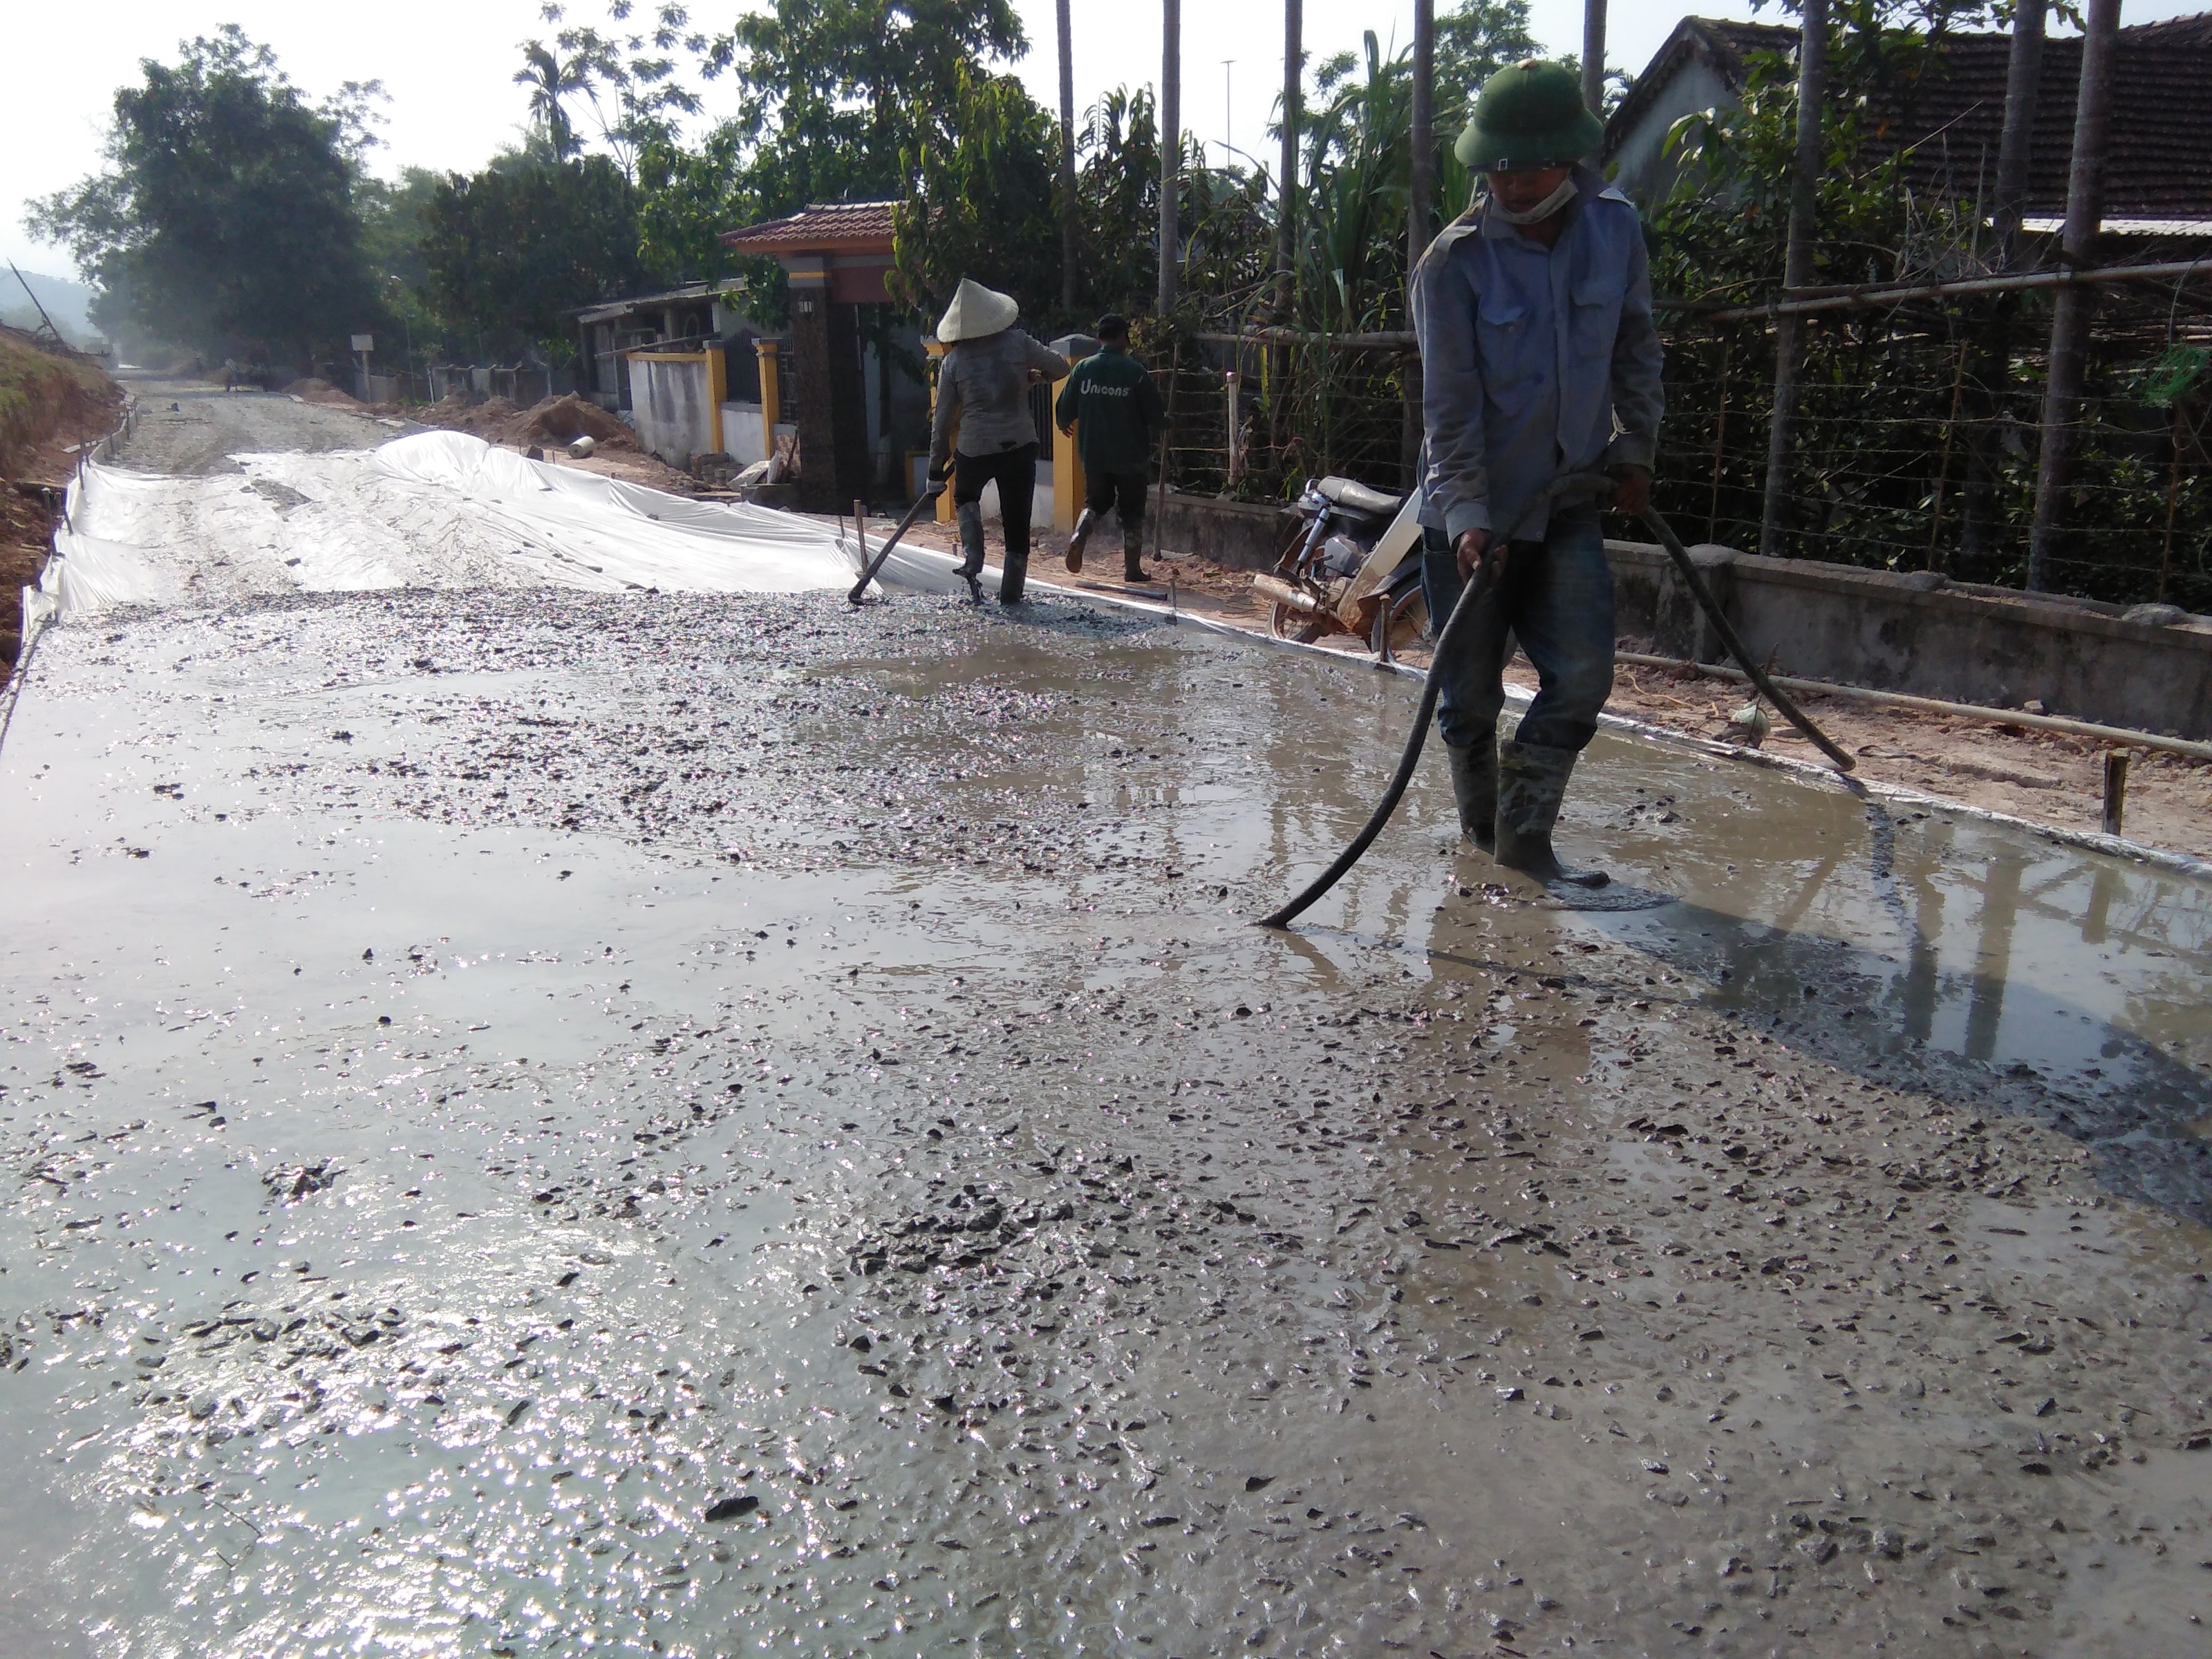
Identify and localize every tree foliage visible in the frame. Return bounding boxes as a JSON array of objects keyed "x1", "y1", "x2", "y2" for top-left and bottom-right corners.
[
  {"x1": 704, "y1": 0, "x2": 1027, "y2": 201},
  {"x1": 891, "y1": 66, "x2": 1060, "y2": 321},
  {"x1": 529, "y1": 3, "x2": 706, "y2": 179},
  {"x1": 24, "y1": 26, "x2": 382, "y2": 368},
  {"x1": 418, "y1": 156, "x2": 655, "y2": 362}
]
